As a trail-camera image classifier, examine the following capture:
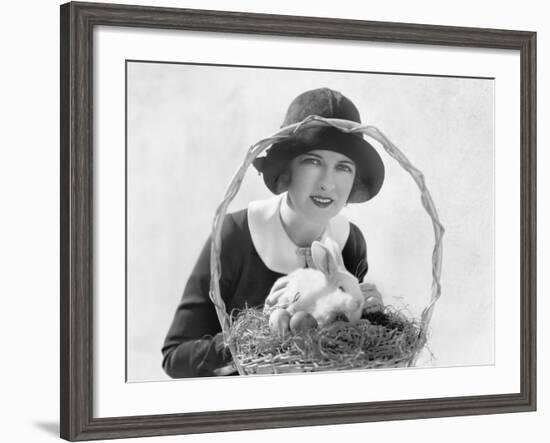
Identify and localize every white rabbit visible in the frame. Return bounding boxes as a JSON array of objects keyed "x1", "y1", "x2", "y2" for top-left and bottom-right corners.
[{"x1": 263, "y1": 237, "x2": 365, "y2": 327}]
